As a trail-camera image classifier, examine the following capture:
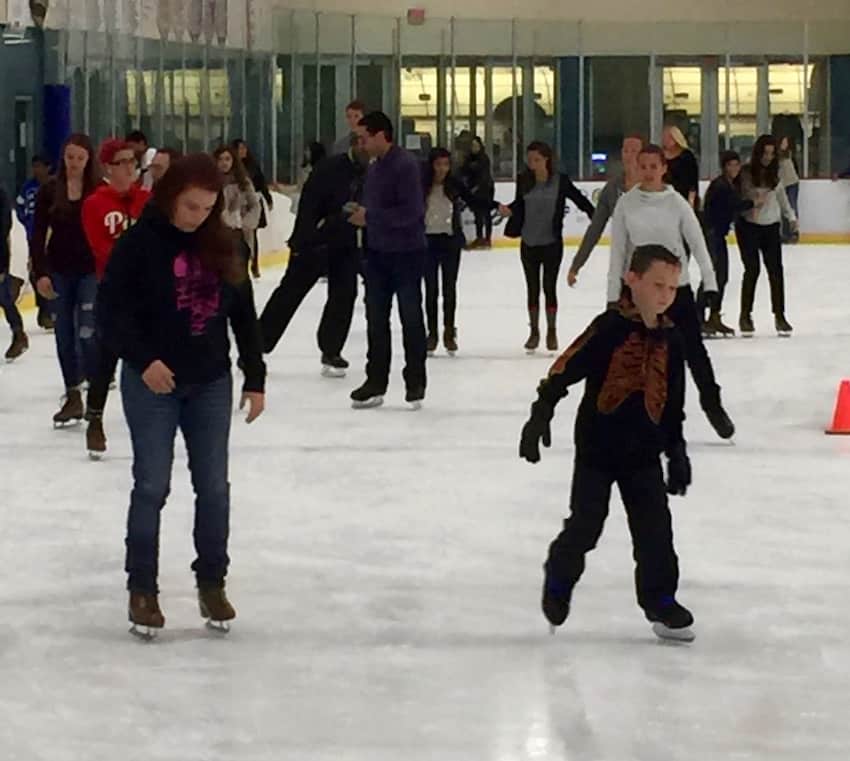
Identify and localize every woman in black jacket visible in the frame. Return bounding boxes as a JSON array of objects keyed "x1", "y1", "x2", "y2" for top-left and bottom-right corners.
[
  {"x1": 96, "y1": 154, "x2": 266, "y2": 639},
  {"x1": 461, "y1": 137, "x2": 495, "y2": 248},
  {"x1": 499, "y1": 141, "x2": 594, "y2": 352},
  {"x1": 232, "y1": 138, "x2": 274, "y2": 278},
  {"x1": 422, "y1": 148, "x2": 496, "y2": 355}
]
